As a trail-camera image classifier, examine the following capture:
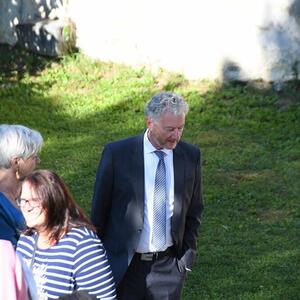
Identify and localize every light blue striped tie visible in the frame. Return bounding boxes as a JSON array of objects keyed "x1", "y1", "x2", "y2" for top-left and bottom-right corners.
[{"x1": 152, "y1": 150, "x2": 167, "y2": 249}]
